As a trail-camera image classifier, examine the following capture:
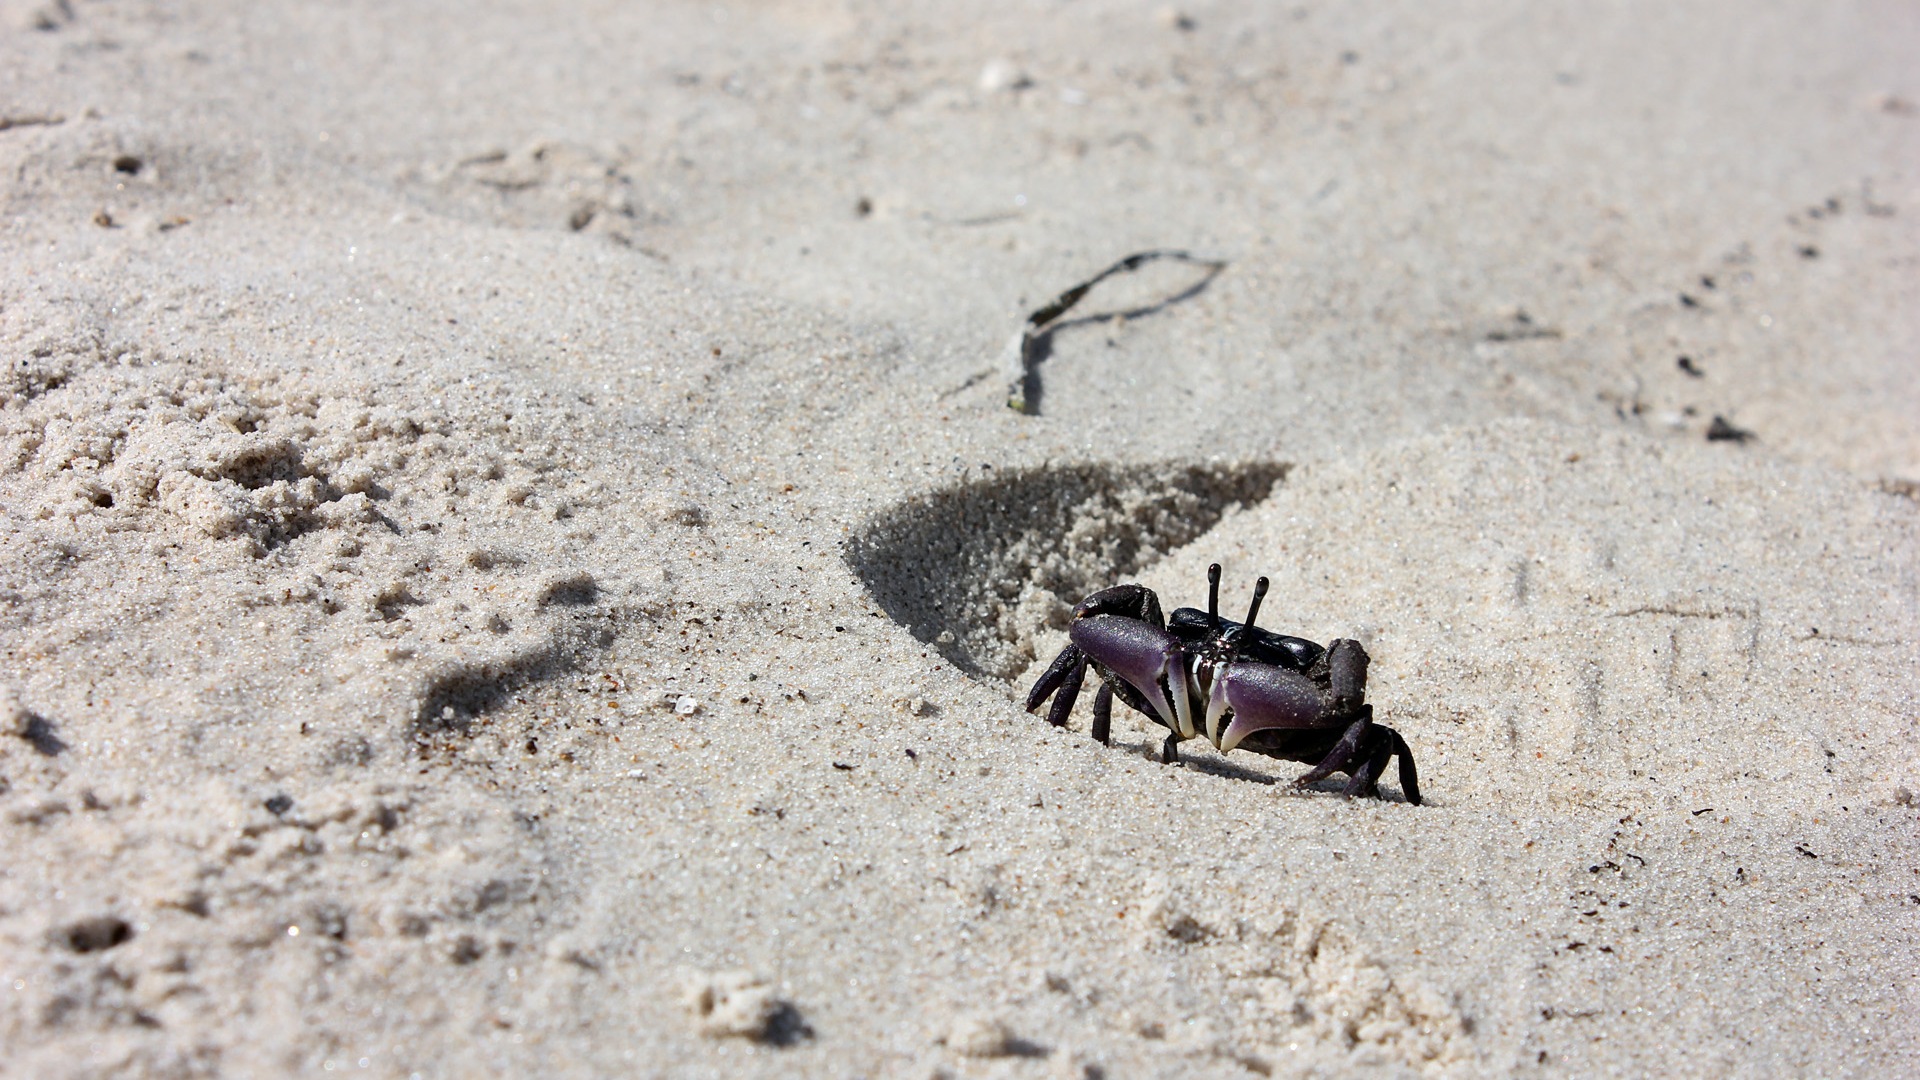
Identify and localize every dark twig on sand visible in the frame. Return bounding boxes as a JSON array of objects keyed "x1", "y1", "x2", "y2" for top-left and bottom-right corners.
[{"x1": 1003, "y1": 249, "x2": 1226, "y2": 415}]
